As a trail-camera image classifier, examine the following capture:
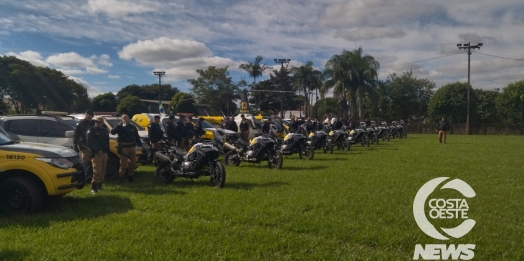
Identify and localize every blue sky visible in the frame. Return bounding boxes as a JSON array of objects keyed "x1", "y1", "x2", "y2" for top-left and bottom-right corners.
[{"x1": 1, "y1": 0, "x2": 523, "y2": 98}]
